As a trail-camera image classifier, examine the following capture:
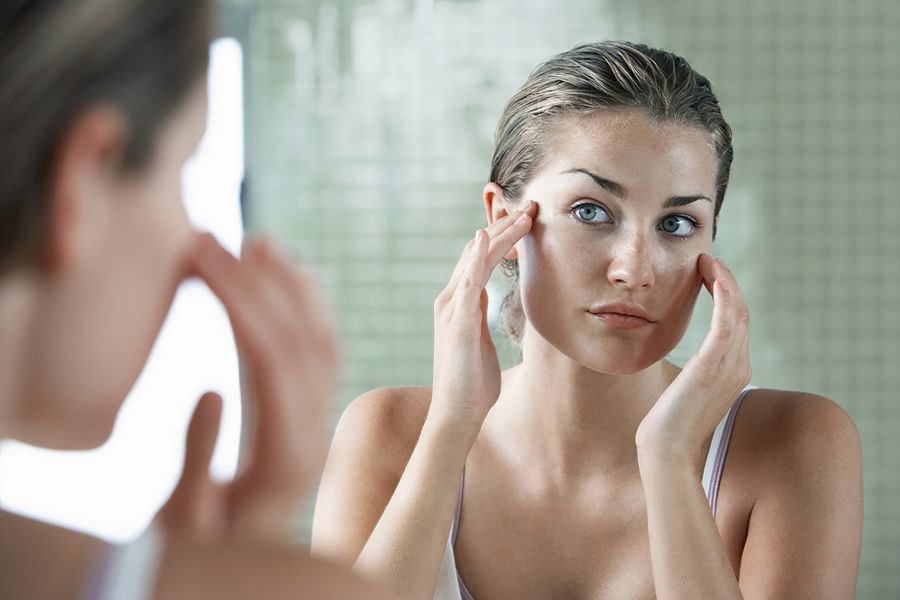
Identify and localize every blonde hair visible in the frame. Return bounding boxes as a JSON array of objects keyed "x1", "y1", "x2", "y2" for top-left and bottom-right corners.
[{"x1": 491, "y1": 41, "x2": 734, "y2": 347}]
